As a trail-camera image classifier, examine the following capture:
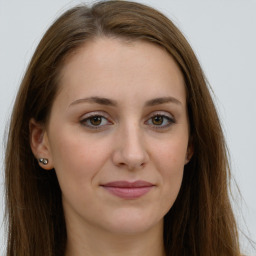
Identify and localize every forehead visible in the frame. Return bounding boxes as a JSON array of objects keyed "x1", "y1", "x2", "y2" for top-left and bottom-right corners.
[{"x1": 56, "y1": 37, "x2": 186, "y2": 107}]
